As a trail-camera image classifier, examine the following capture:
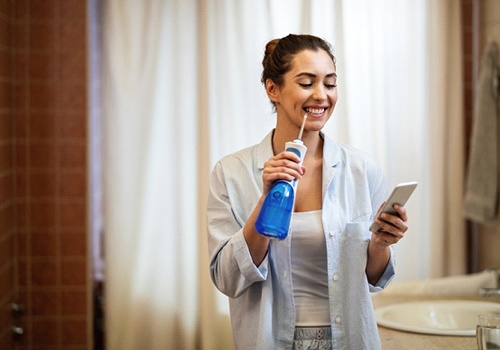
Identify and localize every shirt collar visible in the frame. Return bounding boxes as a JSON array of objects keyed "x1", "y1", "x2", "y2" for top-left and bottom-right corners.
[
  {"x1": 257, "y1": 129, "x2": 342, "y2": 170},
  {"x1": 257, "y1": 130, "x2": 275, "y2": 170},
  {"x1": 322, "y1": 131, "x2": 342, "y2": 168}
]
